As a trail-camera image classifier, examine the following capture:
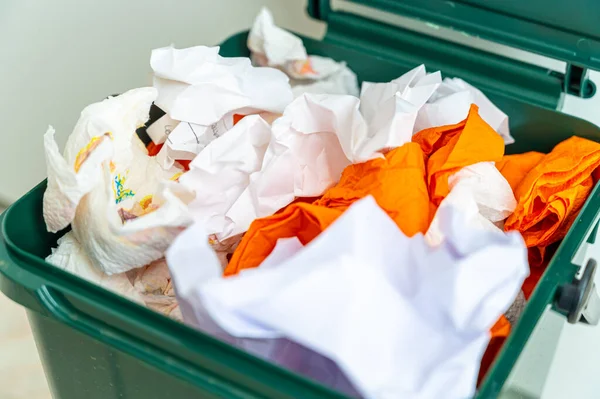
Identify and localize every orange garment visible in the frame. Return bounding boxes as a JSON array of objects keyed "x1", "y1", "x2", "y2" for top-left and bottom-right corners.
[
  {"x1": 226, "y1": 203, "x2": 342, "y2": 275},
  {"x1": 505, "y1": 136, "x2": 600, "y2": 266},
  {"x1": 496, "y1": 152, "x2": 545, "y2": 192},
  {"x1": 315, "y1": 142, "x2": 430, "y2": 236},
  {"x1": 225, "y1": 142, "x2": 429, "y2": 276},
  {"x1": 412, "y1": 104, "x2": 505, "y2": 206}
]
